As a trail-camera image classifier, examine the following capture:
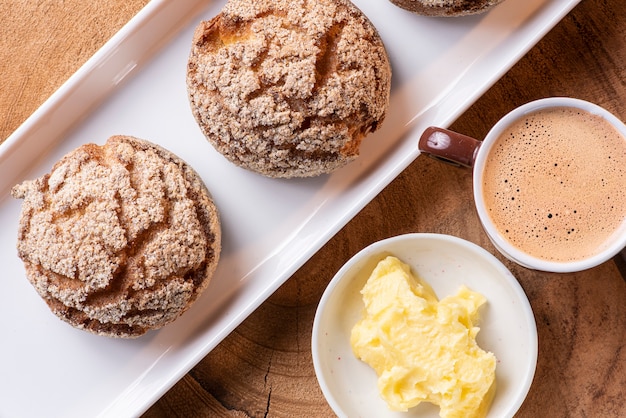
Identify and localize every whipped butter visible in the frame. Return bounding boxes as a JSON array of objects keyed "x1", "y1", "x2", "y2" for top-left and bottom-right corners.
[{"x1": 350, "y1": 256, "x2": 496, "y2": 417}]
